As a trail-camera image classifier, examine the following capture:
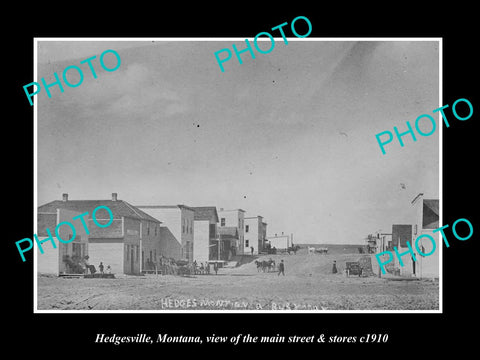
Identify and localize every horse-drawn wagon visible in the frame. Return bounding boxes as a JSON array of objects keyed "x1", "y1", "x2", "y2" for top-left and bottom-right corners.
[
  {"x1": 255, "y1": 259, "x2": 276, "y2": 272},
  {"x1": 175, "y1": 259, "x2": 193, "y2": 276},
  {"x1": 345, "y1": 262, "x2": 362, "y2": 277}
]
